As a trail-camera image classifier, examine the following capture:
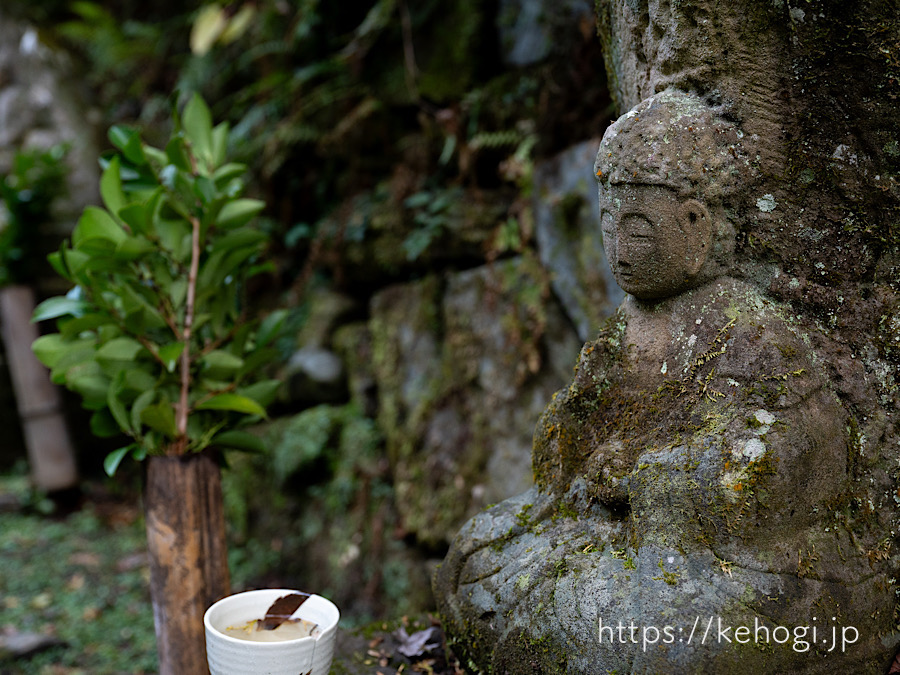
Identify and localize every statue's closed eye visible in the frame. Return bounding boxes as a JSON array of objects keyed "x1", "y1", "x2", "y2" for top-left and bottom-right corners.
[{"x1": 620, "y1": 214, "x2": 654, "y2": 238}]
